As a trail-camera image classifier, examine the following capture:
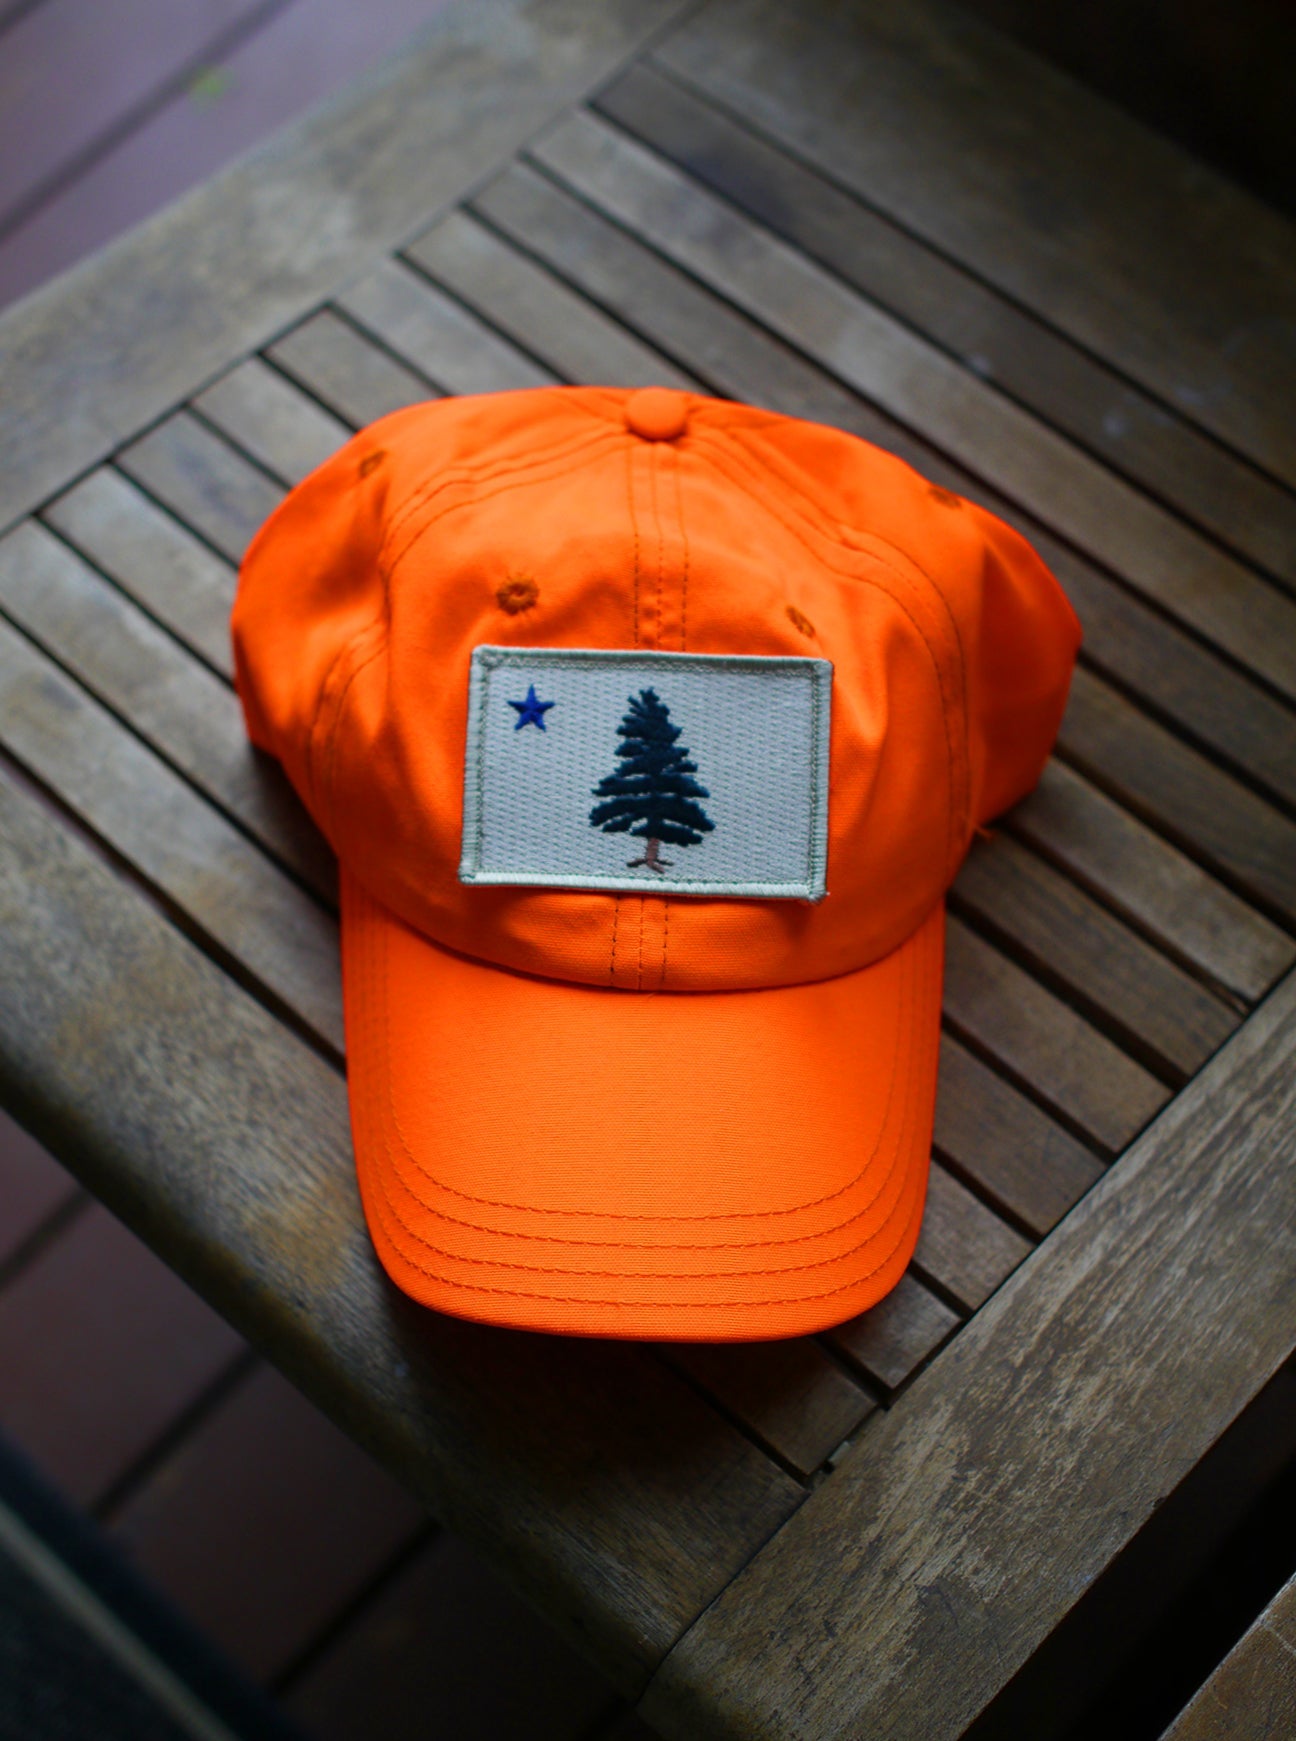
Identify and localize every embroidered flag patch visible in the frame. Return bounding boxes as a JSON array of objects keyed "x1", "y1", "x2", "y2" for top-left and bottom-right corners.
[{"x1": 460, "y1": 646, "x2": 833, "y2": 900}]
